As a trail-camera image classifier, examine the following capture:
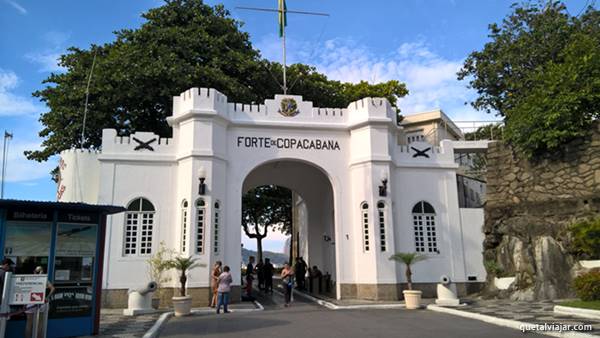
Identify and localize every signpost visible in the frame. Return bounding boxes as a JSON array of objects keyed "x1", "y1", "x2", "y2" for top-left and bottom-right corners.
[{"x1": 0, "y1": 273, "x2": 49, "y2": 338}]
